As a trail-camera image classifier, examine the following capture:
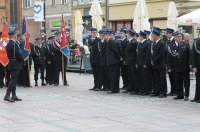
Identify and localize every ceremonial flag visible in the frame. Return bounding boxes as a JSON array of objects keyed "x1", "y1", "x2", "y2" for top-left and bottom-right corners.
[
  {"x1": 60, "y1": 14, "x2": 70, "y2": 57},
  {"x1": 0, "y1": 22, "x2": 9, "y2": 67},
  {"x1": 21, "y1": 16, "x2": 30, "y2": 60}
]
